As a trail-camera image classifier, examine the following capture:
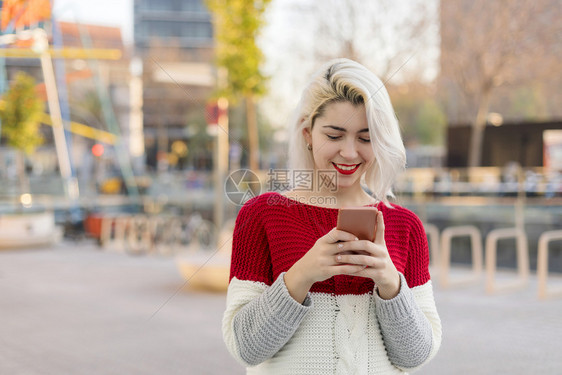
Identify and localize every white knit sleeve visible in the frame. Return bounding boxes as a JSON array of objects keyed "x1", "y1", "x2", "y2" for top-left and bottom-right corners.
[
  {"x1": 222, "y1": 273, "x2": 312, "y2": 367},
  {"x1": 374, "y1": 273, "x2": 442, "y2": 371},
  {"x1": 408, "y1": 280, "x2": 442, "y2": 370}
]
